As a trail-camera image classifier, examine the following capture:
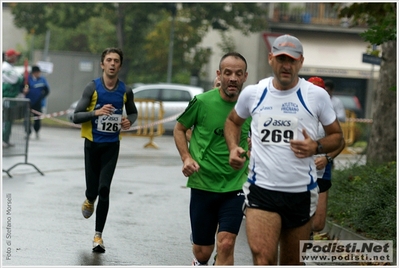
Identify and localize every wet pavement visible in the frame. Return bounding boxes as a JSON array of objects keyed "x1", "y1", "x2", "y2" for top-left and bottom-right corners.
[
  {"x1": 2, "y1": 126, "x2": 366, "y2": 267},
  {"x1": 2, "y1": 126, "x2": 254, "y2": 267}
]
